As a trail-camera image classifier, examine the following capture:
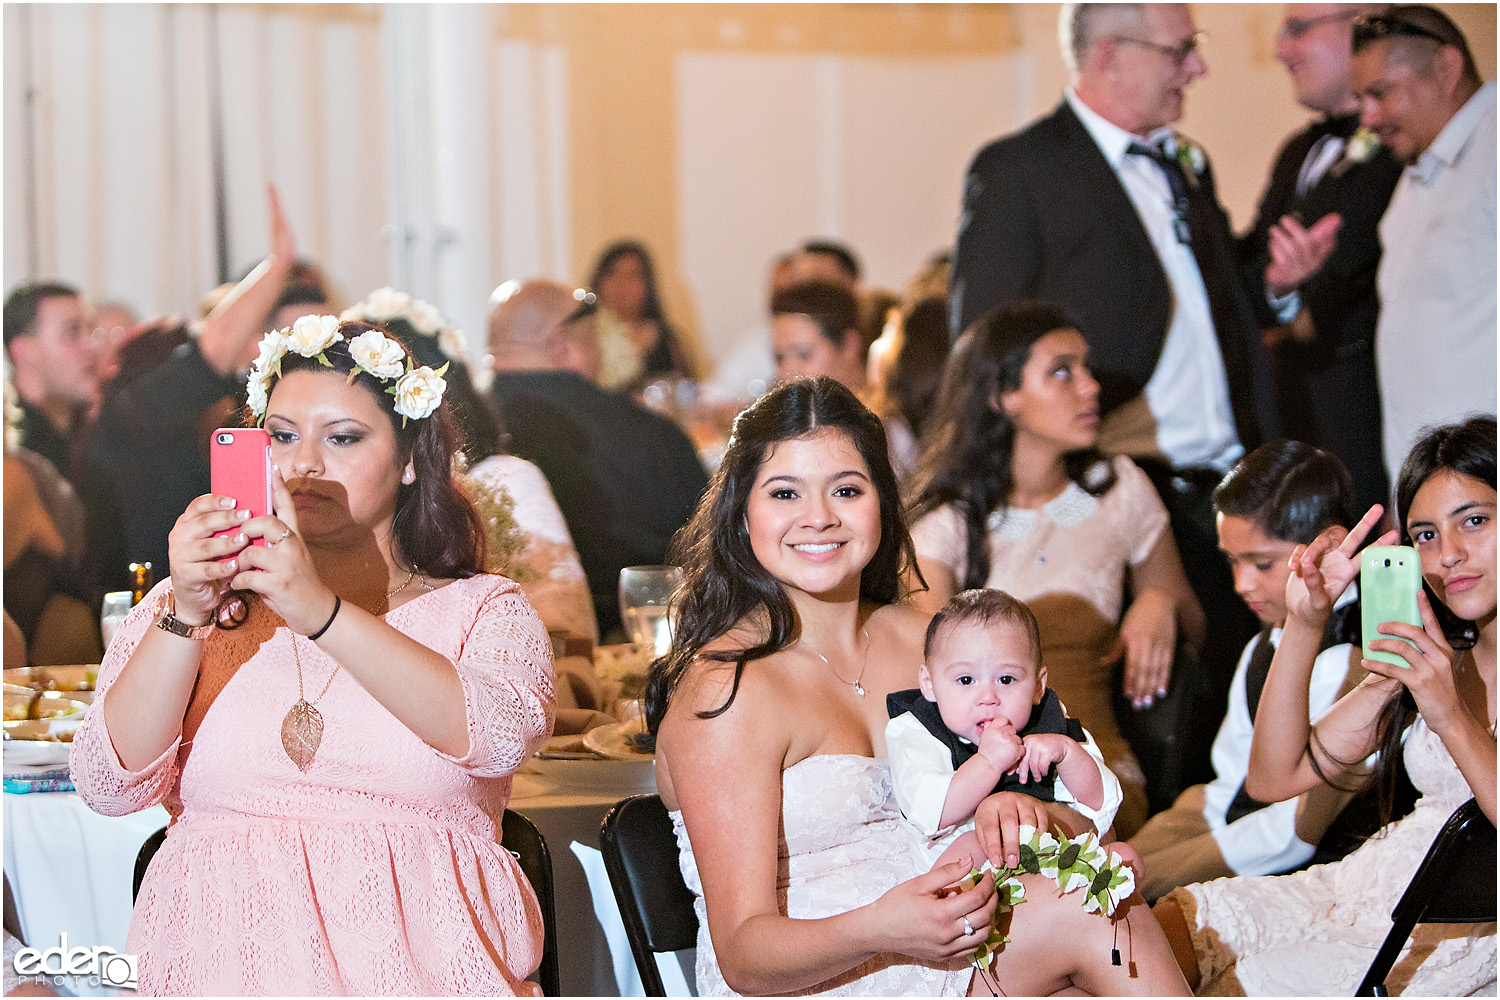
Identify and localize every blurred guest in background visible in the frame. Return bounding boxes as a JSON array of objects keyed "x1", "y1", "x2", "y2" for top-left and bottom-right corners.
[
  {"x1": 786, "y1": 238, "x2": 861, "y2": 292},
  {"x1": 573, "y1": 240, "x2": 694, "y2": 393},
  {"x1": 770, "y1": 280, "x2": 868, "y2": 396},
  {"x1": 3, "y1": 281, "x2": 100, "y2": 475},
  {"x1": 89, "y1": 300, "x2": 138, "y2": 387},
  {"x1": 705, "y1": 252, "x2": 793, "y2": 404},
  {"x1": 343, "y1": 287, "x2": 597, "y2": 643},
  {"x1": 488, "y1": 279, "x2": 707, "y2": 640},
  {"x1": 1240, "y1": 3, "x2": 1400, "y2": 517},
  {"x1": 950, "y1": 3, "x2": 1275, "y2": 772},
  {"x1": 865, "y1": 295, "x2": 951, "y2": 485},
  {"x1": 88, "y1": 186, "x2": 305, "y2": 589},
  {"x1": 1350, "y1": 4, "x2": 1496, "y2": 484}
]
